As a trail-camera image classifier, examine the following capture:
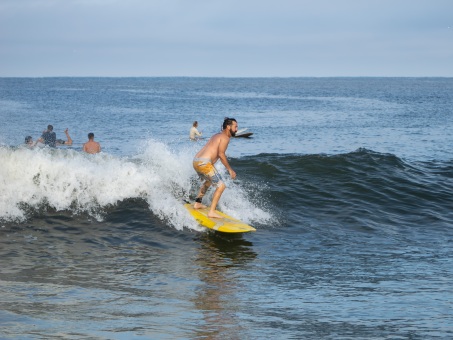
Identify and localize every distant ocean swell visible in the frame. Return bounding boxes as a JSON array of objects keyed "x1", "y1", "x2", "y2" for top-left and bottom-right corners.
[
  {"x1": 2, "y1": 144, "x2": 452, "y2": 234},
  {"x1": 236, "y1": 149, "x2": 453, "y2": 231}
]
